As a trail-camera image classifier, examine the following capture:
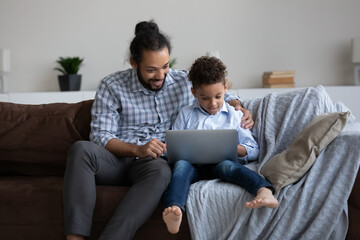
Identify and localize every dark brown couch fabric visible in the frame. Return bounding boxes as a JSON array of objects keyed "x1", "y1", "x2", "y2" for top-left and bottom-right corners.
[
  {"x1": 0, "y1": 100, "x2": 92, "y2": 176},
  {"x1": 0, "y1": 100, "x2": 190, "y2": 240},
  {"x1": 0, "y1": 100, "x2": 358, "y2": 240}
]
